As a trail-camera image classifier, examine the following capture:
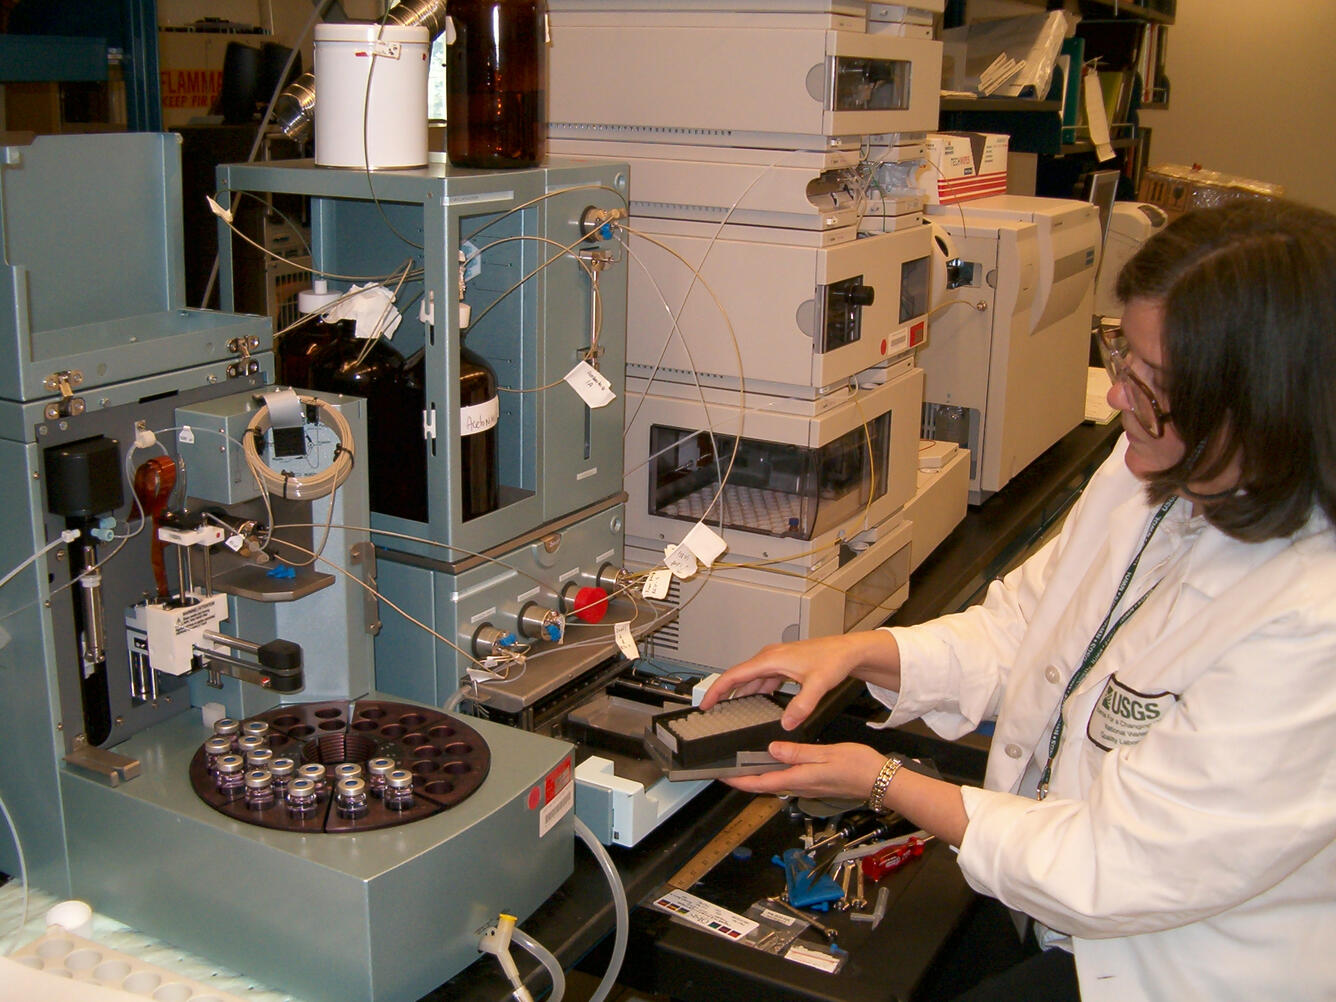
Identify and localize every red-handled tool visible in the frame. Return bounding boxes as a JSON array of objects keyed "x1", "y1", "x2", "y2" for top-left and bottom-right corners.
[{"x1": 861, "y1": 835, "x2": 934, "y2": 880}]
